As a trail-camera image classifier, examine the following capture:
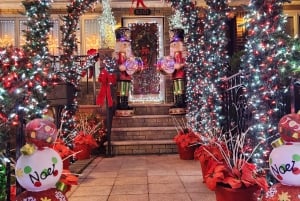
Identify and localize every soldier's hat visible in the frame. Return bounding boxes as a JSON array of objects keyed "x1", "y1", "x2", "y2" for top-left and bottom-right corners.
[
  {"x1": 169, "y1": 28, "x2": 184, "y2": 43},
  {"x1": 115, "y1": 27, "x2": 131, "y2": 42}
]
